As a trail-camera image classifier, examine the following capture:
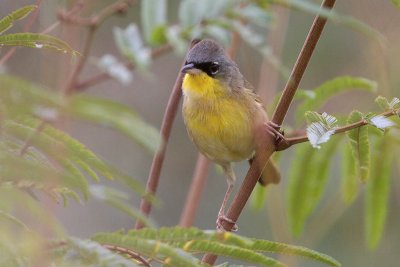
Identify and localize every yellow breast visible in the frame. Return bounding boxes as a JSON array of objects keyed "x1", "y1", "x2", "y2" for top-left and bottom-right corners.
[{"x1": 182, "y1": 73, "x2": 255, "y2": 164}]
